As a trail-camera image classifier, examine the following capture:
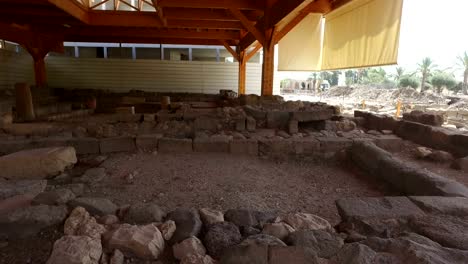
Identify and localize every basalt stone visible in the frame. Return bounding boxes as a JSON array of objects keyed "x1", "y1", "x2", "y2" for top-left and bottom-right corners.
[
  {"x1": 287, "y1": 230, "x2": 343, "y2": 258},
  {"x1": 204, "y1": 221, "x2": 242, "y2": 257},
  {"x1": 167, "y1": 208, "x2": 202, "y2": 244},
  {"x1": 0, "y1": 205, "x2": 68, "y2": 238}
]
